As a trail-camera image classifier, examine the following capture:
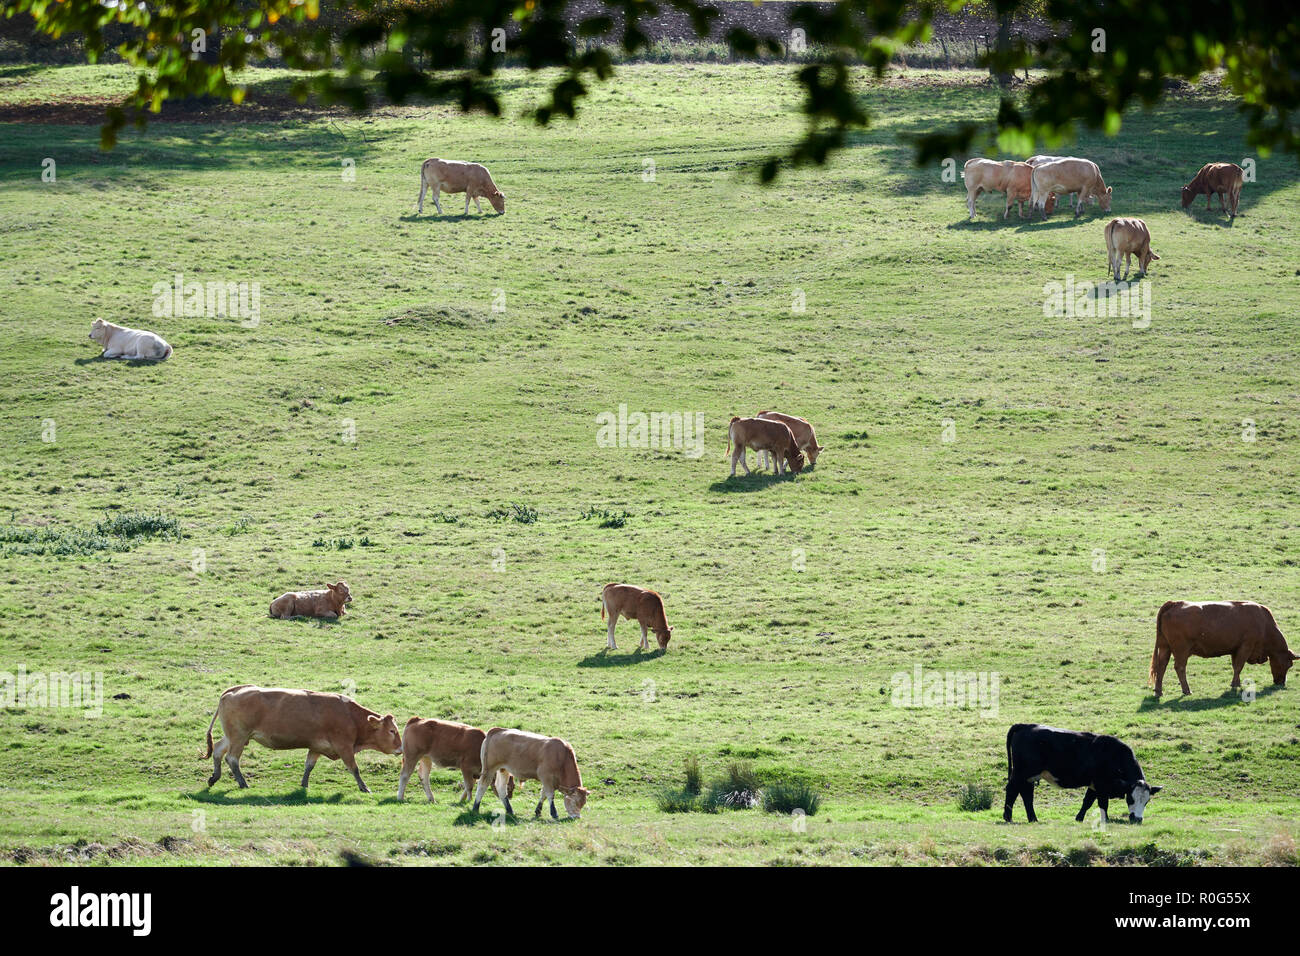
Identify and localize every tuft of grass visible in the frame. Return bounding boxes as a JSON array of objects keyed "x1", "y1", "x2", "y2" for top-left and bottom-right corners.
[
  {"x1": 487, "y1": 503, "x2": 538, "y2": 524},
  {"x1": 762, "y1": 780, "x2": 822, "y2": 816},
  {"x1": 683, "y1": 755, "x2": 702, "y2": 796},
  {"x1": 957, "y1": 782, "x2": 994, "y2": 812},
  {"x1": 0, "y1": 512, "x2": 179, "y2": 557},
  {"x1": 655, "y1": 788, "x2": 707, "y2": 813},
  {"x1": 704, "y1": 762, "x2": 762, "y2": 811},
  {"x1": 581, "y1": 506, "x2": 631, "y2": 528}
]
